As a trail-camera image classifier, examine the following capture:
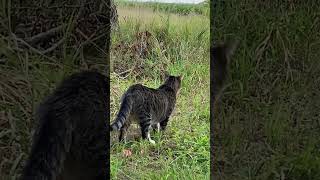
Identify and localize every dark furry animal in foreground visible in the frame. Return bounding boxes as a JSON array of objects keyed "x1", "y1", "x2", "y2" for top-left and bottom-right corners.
[
  {"x1": 110, "y1": 73, "x2": 182, "y2": 144},
  {"x1": 210, "y1": 40, "x2": 238, "y2": 175},
  {"x1": 21, "y1": 71, "x2": 109, "y2": 180},
  {"x1": 211, "y1": 40, "x2": 238, "y2": 103}
]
